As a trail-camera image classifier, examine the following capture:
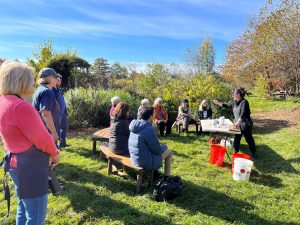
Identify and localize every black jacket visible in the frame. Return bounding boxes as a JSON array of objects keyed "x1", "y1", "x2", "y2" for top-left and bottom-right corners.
[
  {"x1": 109, "y1": 117, "x2": 130, "y2": 156},
  {"x1": 198, "y1": 107, "x2": 212, "y2": 119},
  {"x1": 222, "y1": 99, "x2": 253, "y2": 130}
]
